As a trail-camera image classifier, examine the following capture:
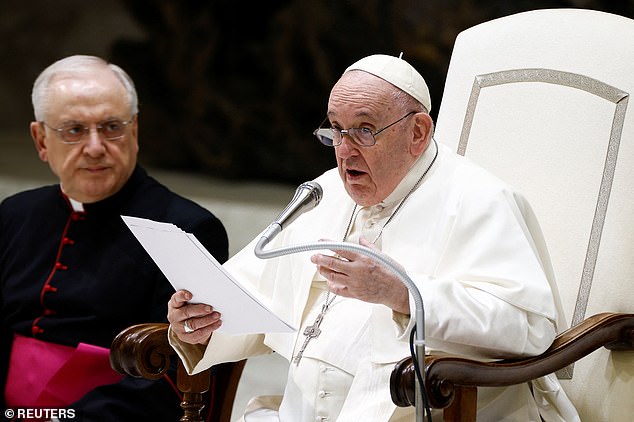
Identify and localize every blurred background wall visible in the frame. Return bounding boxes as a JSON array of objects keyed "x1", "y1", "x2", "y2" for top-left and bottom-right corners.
[{"x1": 2, "y1": 0, "x2": 633, "y2": 185}]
